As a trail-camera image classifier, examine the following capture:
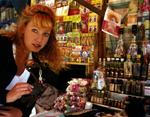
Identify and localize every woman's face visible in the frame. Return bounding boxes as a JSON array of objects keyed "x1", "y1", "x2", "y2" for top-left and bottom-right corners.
[{"x1": 23, "y1": 21, "x2": 52, "y2": 52}]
